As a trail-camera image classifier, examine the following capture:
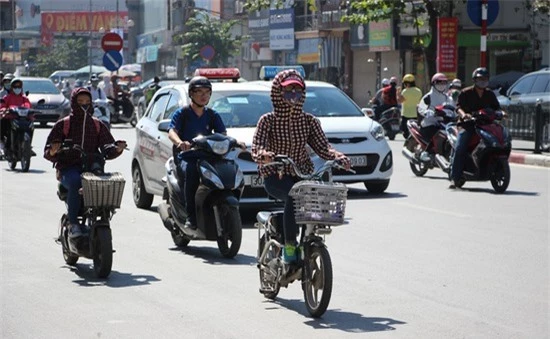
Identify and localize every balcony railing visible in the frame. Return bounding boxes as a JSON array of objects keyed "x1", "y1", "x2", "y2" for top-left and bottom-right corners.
[{"x1": 295, "y1": 10, "x2": 349, "y2": 32}]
